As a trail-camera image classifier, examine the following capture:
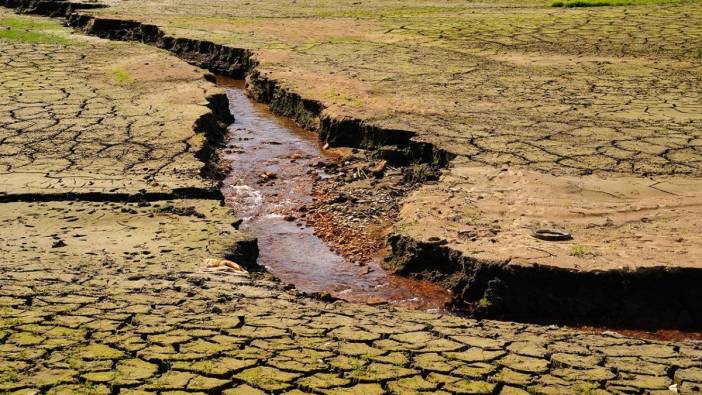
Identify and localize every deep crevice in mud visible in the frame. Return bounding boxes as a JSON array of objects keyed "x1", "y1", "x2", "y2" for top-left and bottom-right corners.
[
  {"x1": 219, "y1": 83, "x2": 450, "y2": 309},
  {"x1": 1, "y1": 0, "x2": 456, "y2": 309},
  {"x1": 194, "y1": 93, "x2": 235, "y2": 182},
  {"x1": 0, "y1": 188, "x2": 223, "y2": 203},
  {"x1": 246, "y1": 69, "x2": 454, "y2": 167}
]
